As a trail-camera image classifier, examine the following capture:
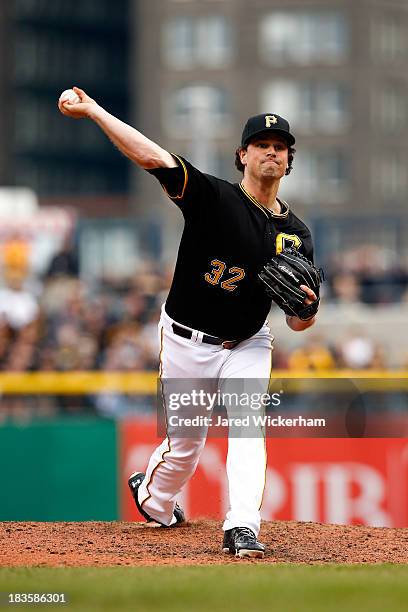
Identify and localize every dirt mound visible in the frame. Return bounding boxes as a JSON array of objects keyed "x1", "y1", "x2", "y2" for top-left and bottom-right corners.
[{"x1": 1, "y1": 520, "x2": 407, "y2": 566}]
